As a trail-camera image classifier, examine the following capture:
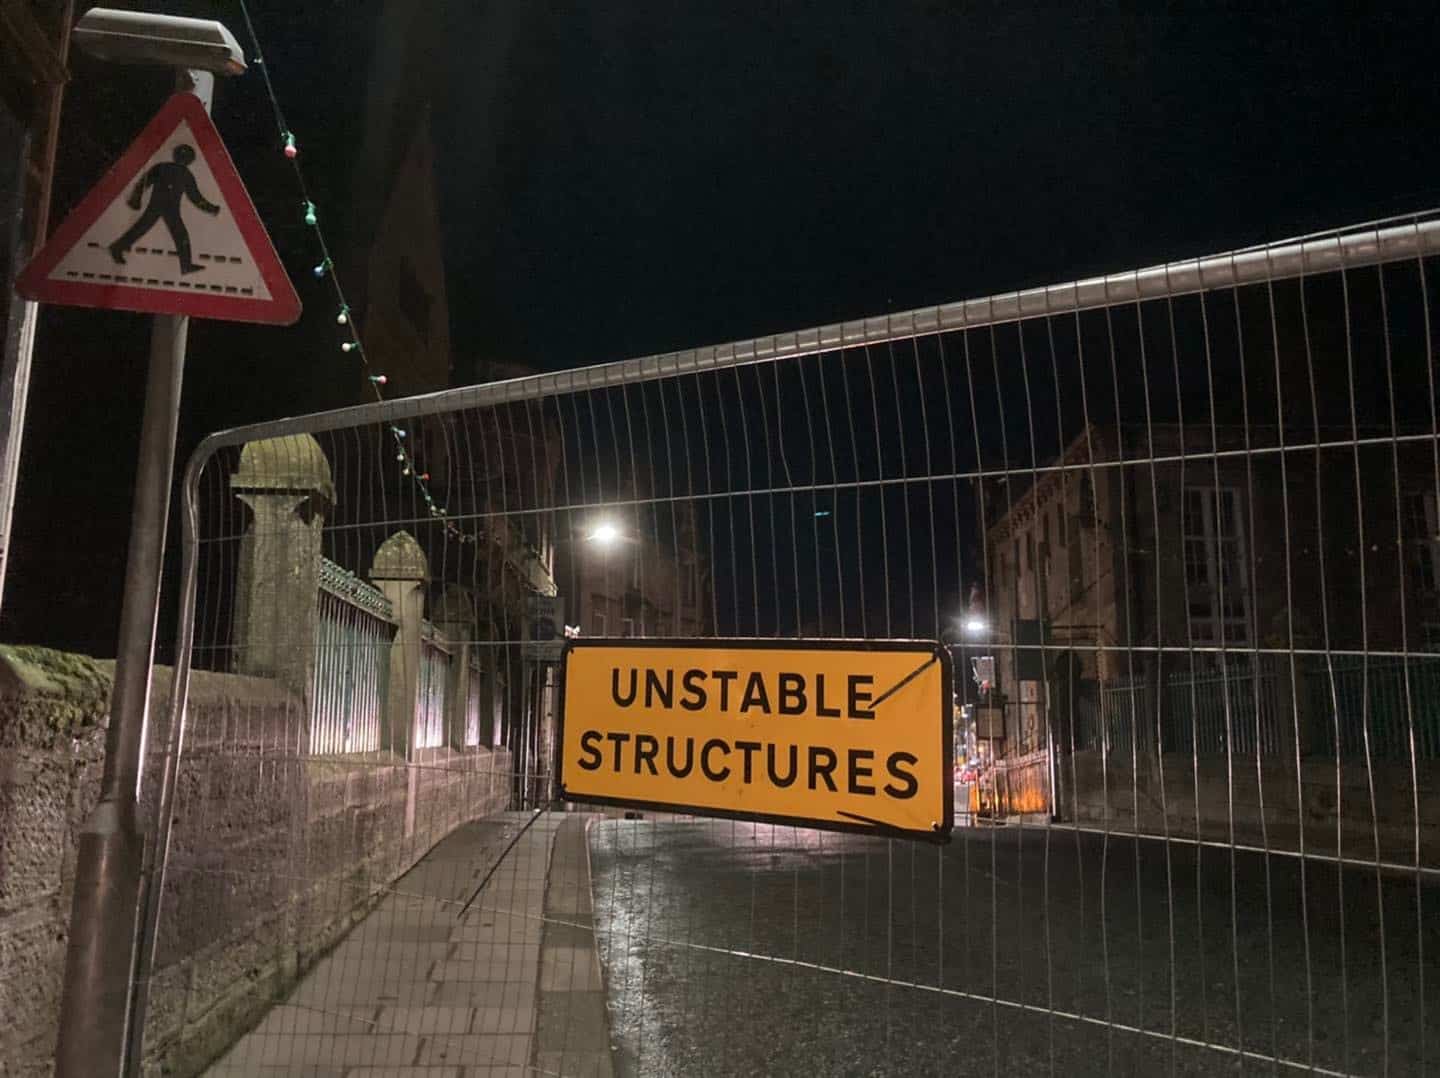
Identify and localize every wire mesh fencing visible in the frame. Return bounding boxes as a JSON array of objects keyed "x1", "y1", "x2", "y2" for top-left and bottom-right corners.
[{"x1": 132, "y1": 211, "x2": 1440, "y2": 1076}]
